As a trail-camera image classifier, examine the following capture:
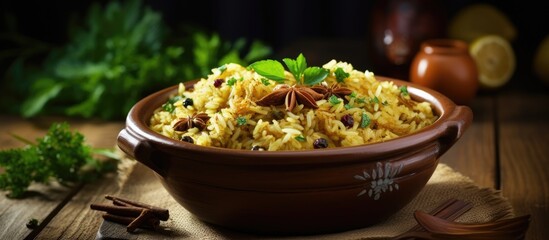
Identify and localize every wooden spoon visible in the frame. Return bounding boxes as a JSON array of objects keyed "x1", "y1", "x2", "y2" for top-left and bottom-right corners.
[
  {"x1": 391, "y1": 198, "x2": 473, "y2": 240},
  {"x1": 413, "y1": 210, "x2": 531, "y2": 240}
]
